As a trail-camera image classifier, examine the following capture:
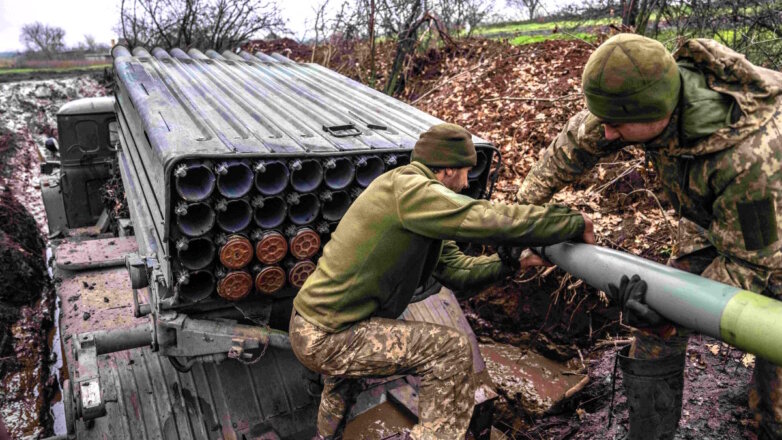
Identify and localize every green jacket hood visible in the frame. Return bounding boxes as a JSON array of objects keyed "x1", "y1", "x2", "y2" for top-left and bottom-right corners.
[{"x1": 668, "y1": 38, "x2": 782, "y2": 156}]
